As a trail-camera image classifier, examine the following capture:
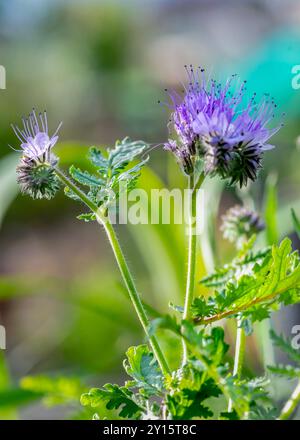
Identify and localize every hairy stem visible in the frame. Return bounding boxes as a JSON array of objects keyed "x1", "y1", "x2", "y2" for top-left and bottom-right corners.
[
  {"x1": 101, "y1": 218, "x2": 170, "y2": 376},
  {"x1": 278, "y1": 379, "x2": 300, "y2": 420},
  {"x1": 54, "y1": 166, "x2": 170, "y2": 376},
  {"x1": 182, "y1": 172, "x2": 205, "y2": 366},
  {"x1": 54, "y1": 167, "x2": 98, "y2": 212},
  {"x1": 228, "y1": 317, "x2": 246, "y2": 412}
]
